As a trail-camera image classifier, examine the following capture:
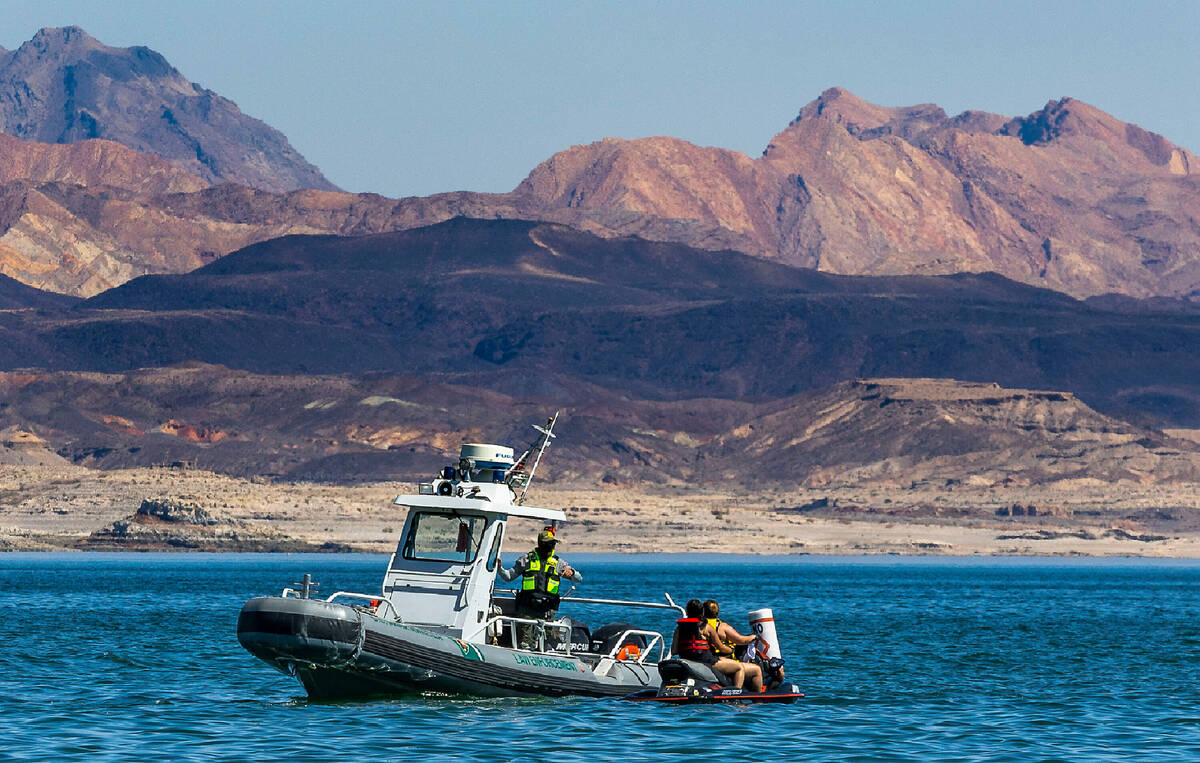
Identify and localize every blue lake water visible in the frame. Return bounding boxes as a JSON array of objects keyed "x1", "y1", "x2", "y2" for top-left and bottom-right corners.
[{"x1": 2, "y1": 553, "x2": 1199, "y2": 761}]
